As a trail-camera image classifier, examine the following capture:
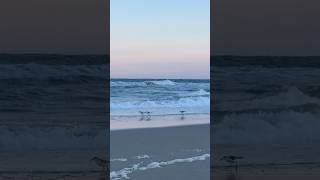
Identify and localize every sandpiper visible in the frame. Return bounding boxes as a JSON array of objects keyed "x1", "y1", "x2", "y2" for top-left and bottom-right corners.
[
  {"x1": 180, "y1": 110, "x2": 186, "y2": 120},
  {"x1": 139, "y1": 111, "x2": 145, "y2": 120}
]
